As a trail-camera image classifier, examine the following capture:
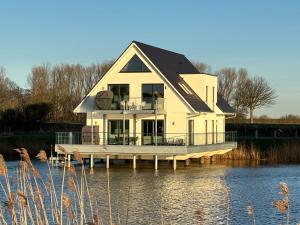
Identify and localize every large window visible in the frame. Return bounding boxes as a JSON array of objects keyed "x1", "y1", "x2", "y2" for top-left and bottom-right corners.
[
  {"x1": 142, "y1": 120, "x2": 164, "y2": 145},
  {"x1": 120, "y1": 54, "x2": 151, "y2": 72},
  {"x1": 108, "y1": 120, "x2": 129, "y2": 145},
  {"x1": 108, "y1": 84, "x2": 129, "y2": 110},
  {"x1": 142, "y1": 84, "x2": 164, "y2": 109}
]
